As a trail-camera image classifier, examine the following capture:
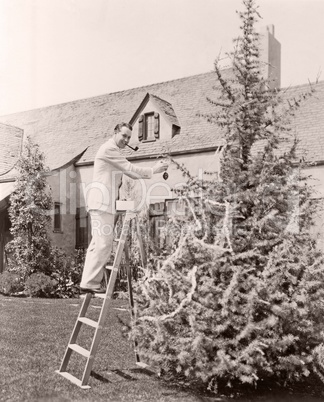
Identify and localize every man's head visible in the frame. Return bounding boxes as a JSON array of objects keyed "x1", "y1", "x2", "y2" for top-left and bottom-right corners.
[{"x1": 113, "y1": 123, "x2": 132, "y2": 149}]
